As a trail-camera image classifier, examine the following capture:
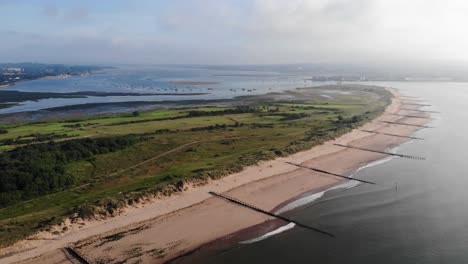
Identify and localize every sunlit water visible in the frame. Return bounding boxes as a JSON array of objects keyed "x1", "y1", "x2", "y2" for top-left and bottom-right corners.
[{"x1": 193, "y1": 82, "x2": 468, "y2": 264}]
